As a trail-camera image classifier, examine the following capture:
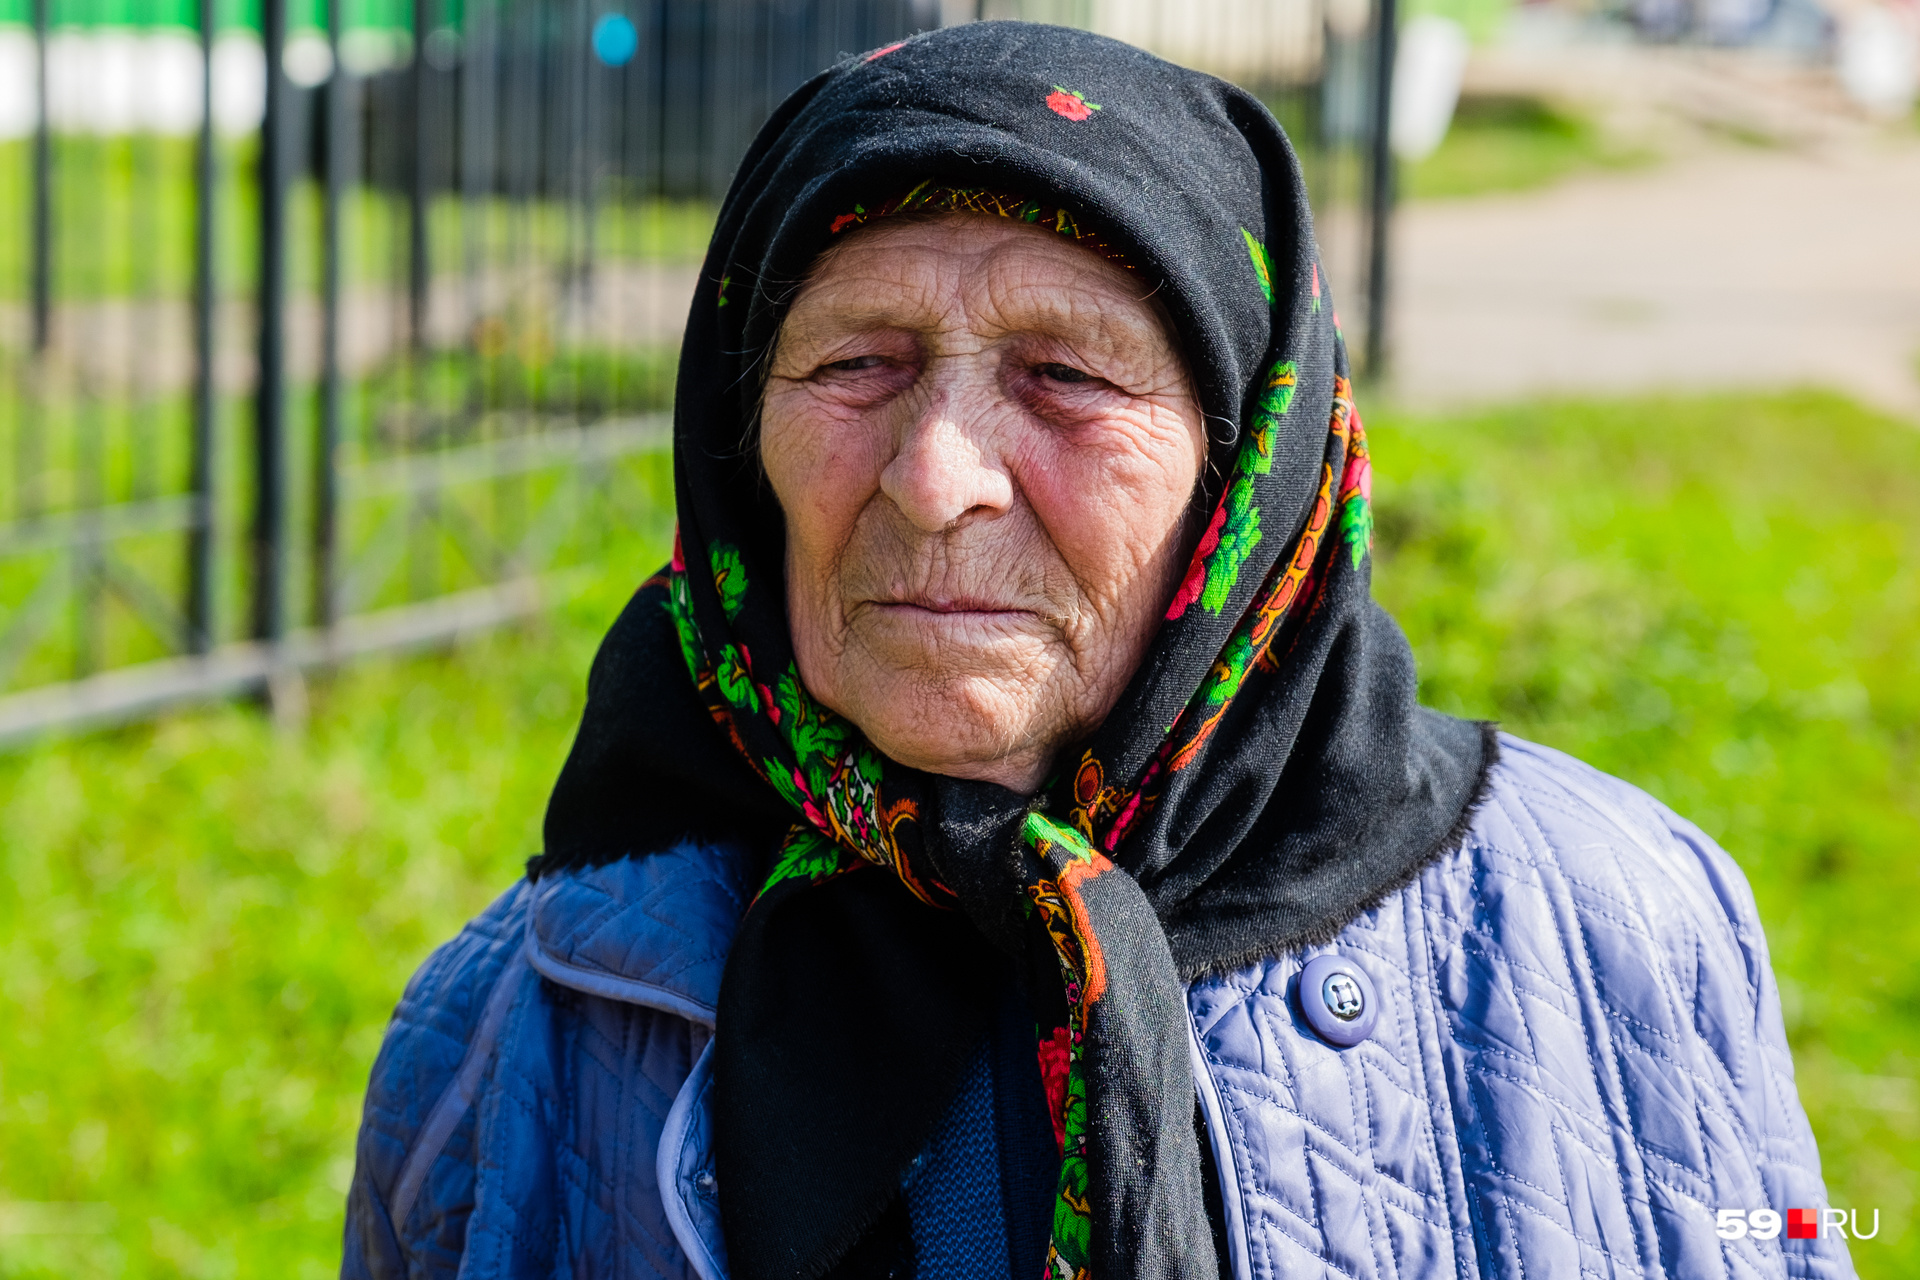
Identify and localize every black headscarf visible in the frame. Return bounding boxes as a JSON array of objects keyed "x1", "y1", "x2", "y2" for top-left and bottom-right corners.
[{"x1": 537, "y1": 21, "x2": 1494, "y2": 1280}]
